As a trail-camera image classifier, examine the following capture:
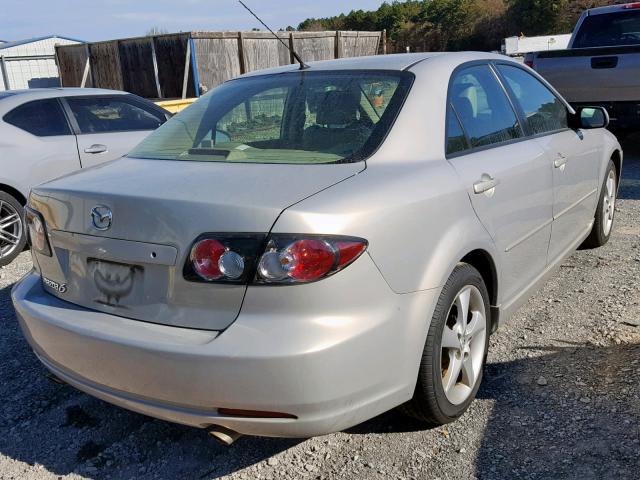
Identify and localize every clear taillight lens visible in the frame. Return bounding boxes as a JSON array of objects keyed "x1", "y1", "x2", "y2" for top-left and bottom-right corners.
[
  {"x1": 25, "y1": 207, "x2": 51, "y2": 256},
  {"x1": 185, "y1": 234, "x2": 367, "y2": 285}
]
